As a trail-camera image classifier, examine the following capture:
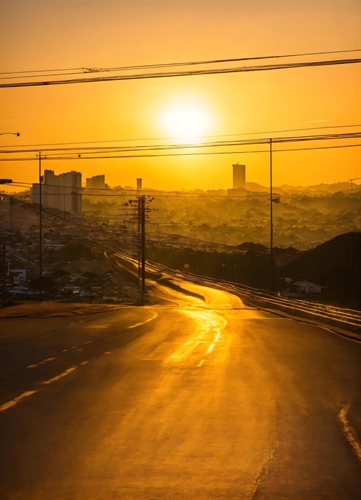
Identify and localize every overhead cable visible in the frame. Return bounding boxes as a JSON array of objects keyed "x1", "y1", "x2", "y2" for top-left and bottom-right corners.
[
  {"x1": 1, "y1": 132, "x2": 359, "y2": 156},
  {"x1": 1, "y1": 124, "x2": 360, "y2": 150},
  {"x1": 2, "y1": 142, "x2": 360, "y2": 162},
  {"x1": 1, "y1": 49, "x2": 359, "y2": 80},
  {"x1": 1, "y1": 58, "x2": 360, "y2": 88}
]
